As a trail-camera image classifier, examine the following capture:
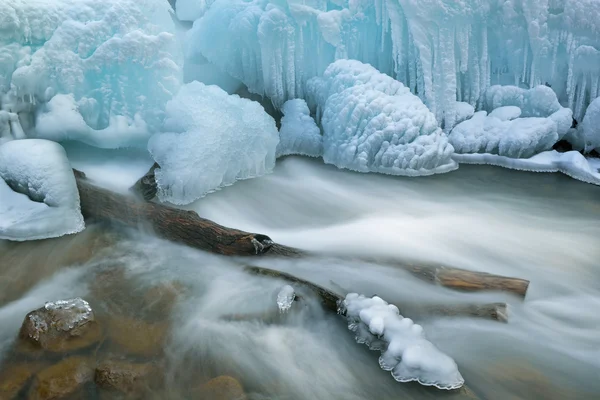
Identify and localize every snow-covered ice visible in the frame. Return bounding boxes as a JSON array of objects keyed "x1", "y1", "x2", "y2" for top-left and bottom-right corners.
[
  {"x1": 0, "y1": 139, "x2": 84, "y2": 240},
  {"x1": 307, "y1": 60, "x2": 457, "y2": 176},
  {"x1": 148, "y1": 82, "x2": 279, "y2": 205},
  {"x1": 341, "y1": 293, "x2": 464, "y2": 390},
  {"x1": 276, "y1": 99, "x2": 322, "y2": 158}
]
